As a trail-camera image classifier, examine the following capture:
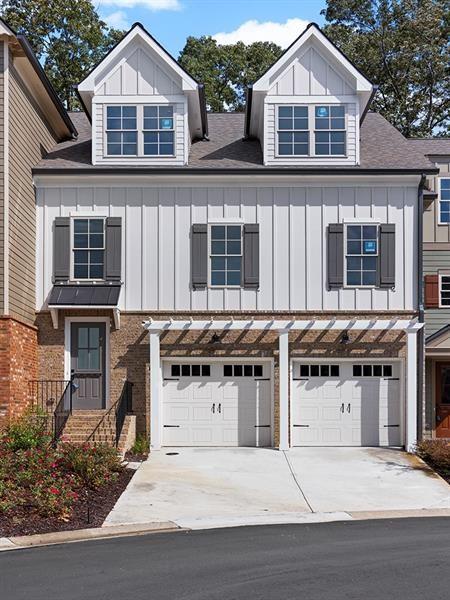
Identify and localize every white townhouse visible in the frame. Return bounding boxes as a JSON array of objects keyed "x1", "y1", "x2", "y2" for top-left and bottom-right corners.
[{"x1": 32, "y1": 22, "x2": 437, "y2": 451}]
